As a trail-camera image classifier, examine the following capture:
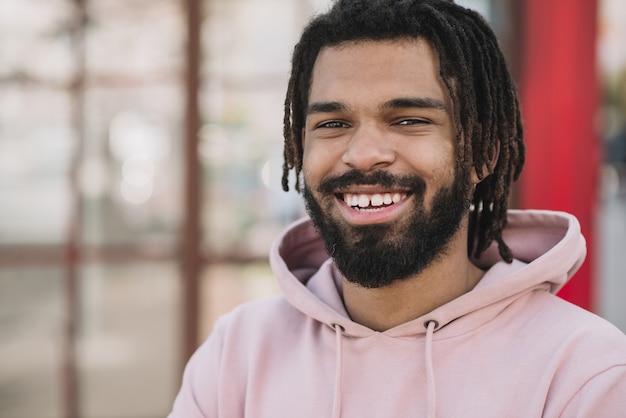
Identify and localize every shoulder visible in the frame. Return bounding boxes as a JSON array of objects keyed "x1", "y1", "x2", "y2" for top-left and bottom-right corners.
[
  {"x1": 542, "y1": 298, "x2": 626, "y2": 416},
  {"x1": 494, "y1": 289, "x2": 626, "y2": 377},
  {"x1": 536, "y1": 292, "x2": 625, "y2": 341},
  {"x1": 521, "y1": 291, "x2": 626, "y2": 351},
  {"x1": 169, "y1": 297, "x2": 302, "y2": 417},
  {"x1": 497, "y1": 291, "x2": 626, "y2": 416},
  {"x1": 526, "y1": 292, "x2": 626, "y2": 382},
  {"x1": 212, "y1": 295, "x2": 309, "y2": 342},
  {"x1": 186, "y1": 295, "x2": 308, "y2": 380}
]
